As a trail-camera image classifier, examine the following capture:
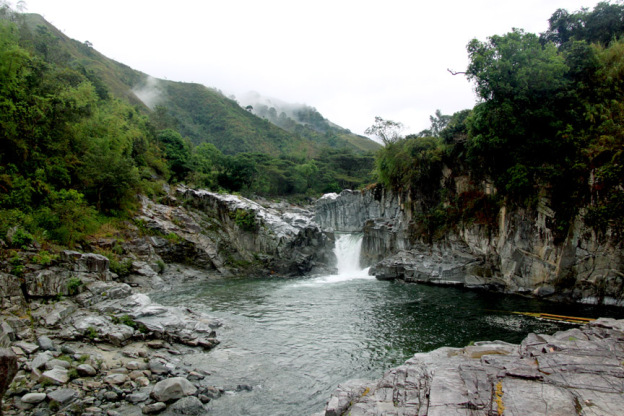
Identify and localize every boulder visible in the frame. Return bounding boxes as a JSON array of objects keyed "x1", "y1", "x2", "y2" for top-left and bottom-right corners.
[
  {"x1": 40, "y1": 367, "x2": 69, "y2": 385},
  {"x1": 61, "y1": 251, "x2": 110, "y2": 274},
  {"x1": 125, "y1": 391, "x2": 150, "y2": 404},
  {"x1": 76, "y1": 363, "x2": 97, "y2": 377},
  {"x1": 47, "y1": 388, "x2": 78, "y2": 405},
  {"x1": 103, "y1": 373, "x2": 128, "y2": 385},
  {"x1": 143, "y1": 402, "x2": 167, "y2": 414},
  {"x1": 13, "y1": 341, "x2": 39, "y2": 355},
  {"x1": 0, "y1": 348, "x2": 18, "y2": 415},
  {"x1": 45, "y1": 358, "x2": 71, "y2": 370},
  {"x1": 36, "y1": 335, "x2": 56, "y2": 351},
  {"x1": 151, "y1": 377, "x2": 197, "y2": 402},
  {"x1": 162, "y1": 396, "x2": 205, "y2": 415},
  {"x1": 30, "y1": 351, "x2": 54, "y2": 371}
]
